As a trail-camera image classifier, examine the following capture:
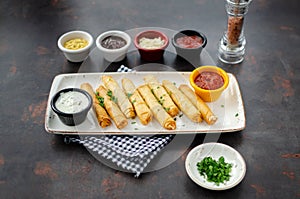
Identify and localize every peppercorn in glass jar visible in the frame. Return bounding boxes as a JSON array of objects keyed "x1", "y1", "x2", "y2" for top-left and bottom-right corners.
[{"x1": 218, "y1": 0, "x2": 252, "y2": 64}]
